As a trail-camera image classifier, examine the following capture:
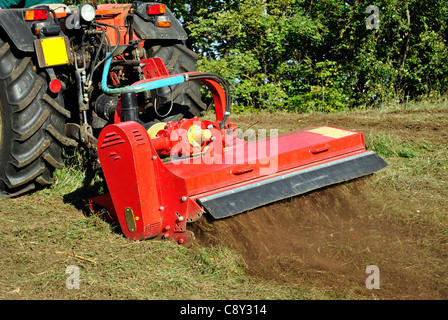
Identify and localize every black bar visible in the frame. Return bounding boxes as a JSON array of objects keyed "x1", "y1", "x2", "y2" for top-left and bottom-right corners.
[{"x1": 199, "y1": 152, "x2": 387, "y2": 219}]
